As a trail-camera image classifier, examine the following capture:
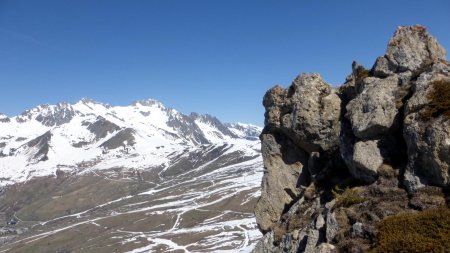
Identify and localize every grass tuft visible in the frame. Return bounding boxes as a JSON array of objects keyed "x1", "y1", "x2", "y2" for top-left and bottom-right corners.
[{"x1": 332, "y1": 187, "x2": 366, "y2": 208}]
